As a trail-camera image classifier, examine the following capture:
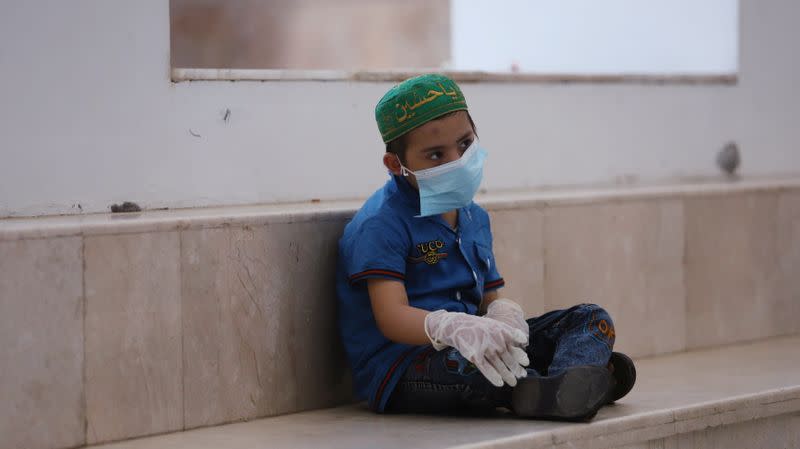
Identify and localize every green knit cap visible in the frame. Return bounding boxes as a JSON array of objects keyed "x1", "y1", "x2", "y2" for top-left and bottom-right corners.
[{"x1": 375, "y1": 74, "x2": 468, "y2": 143}]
